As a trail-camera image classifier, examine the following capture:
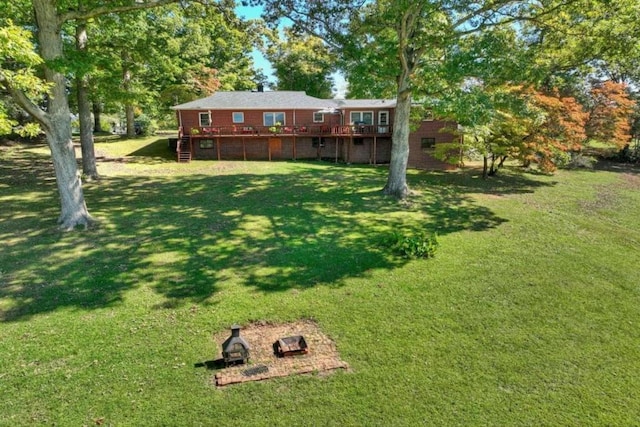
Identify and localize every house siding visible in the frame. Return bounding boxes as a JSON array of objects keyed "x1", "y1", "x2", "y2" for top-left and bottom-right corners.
[
  {"x1": 407, "y1": 120, "x2": 459, "y2": 170},
  {"x1": 175, "y1": 99, "x2": 460, "y2": 170}
]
